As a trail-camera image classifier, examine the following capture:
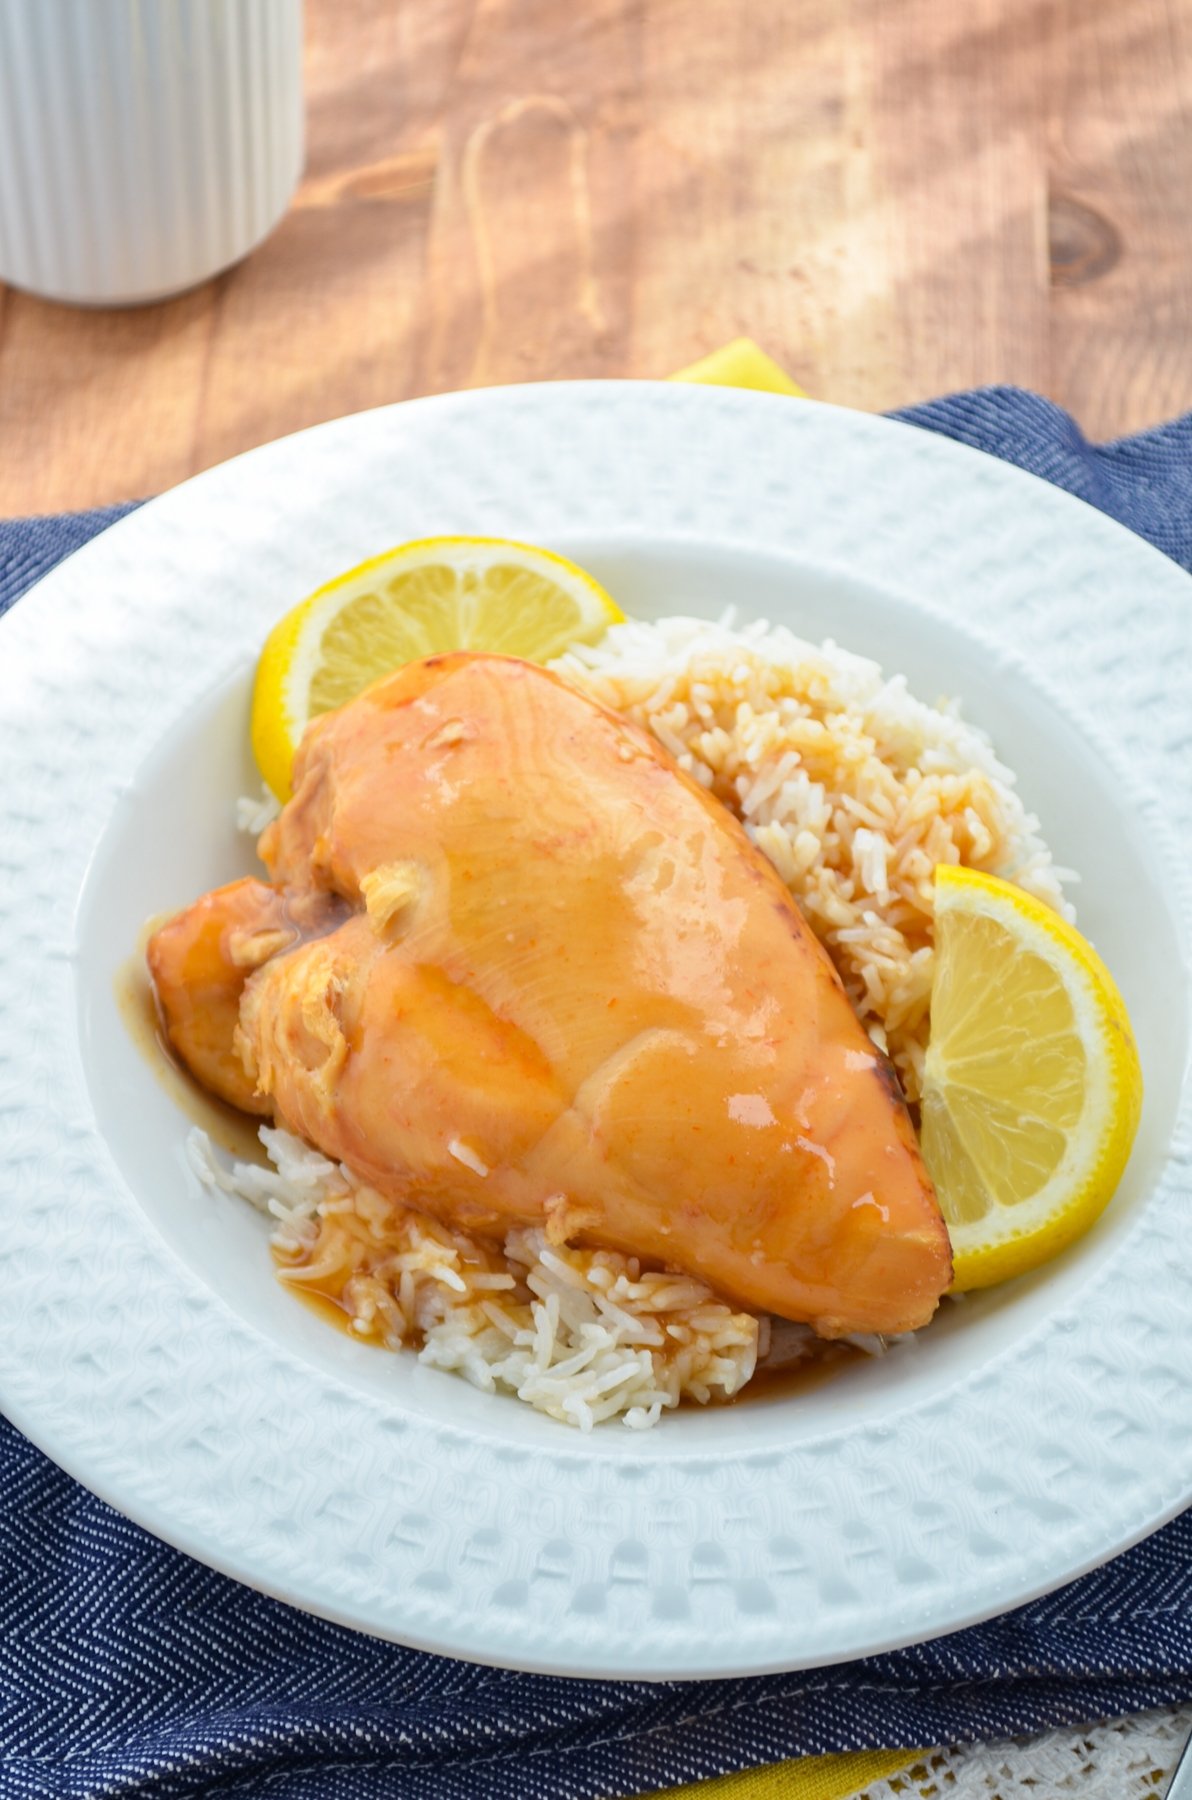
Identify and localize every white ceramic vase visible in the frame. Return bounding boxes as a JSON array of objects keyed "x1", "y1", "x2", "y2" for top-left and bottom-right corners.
[{"x1": 0, "y1": 0, "x2": 304, "y2": 306}]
